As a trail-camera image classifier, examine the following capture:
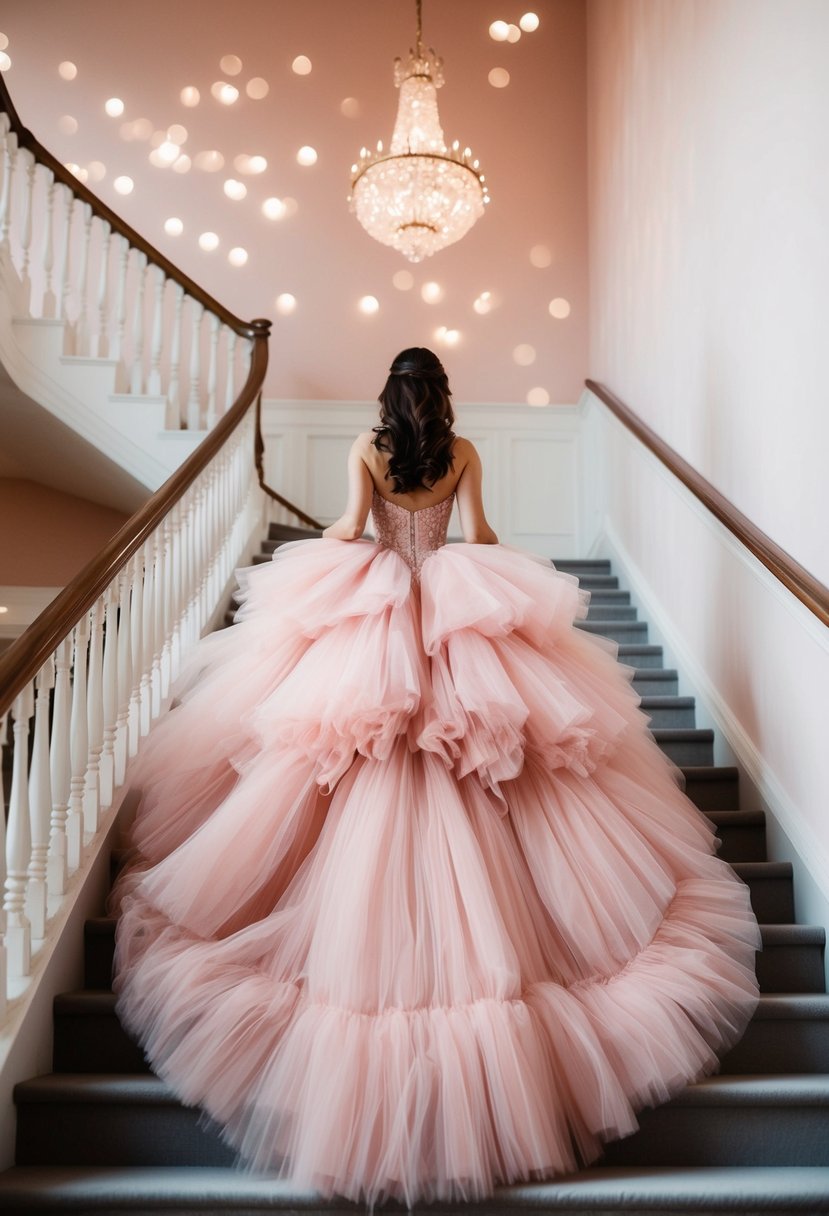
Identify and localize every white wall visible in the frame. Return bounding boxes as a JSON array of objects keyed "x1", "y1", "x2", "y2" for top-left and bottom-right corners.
[
  {"x1": 261, "y1": 400, "x2": 584, "y2": 556},
  {"x1": 587, "y1": 0, "x2": 829, "y2": 586}
]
